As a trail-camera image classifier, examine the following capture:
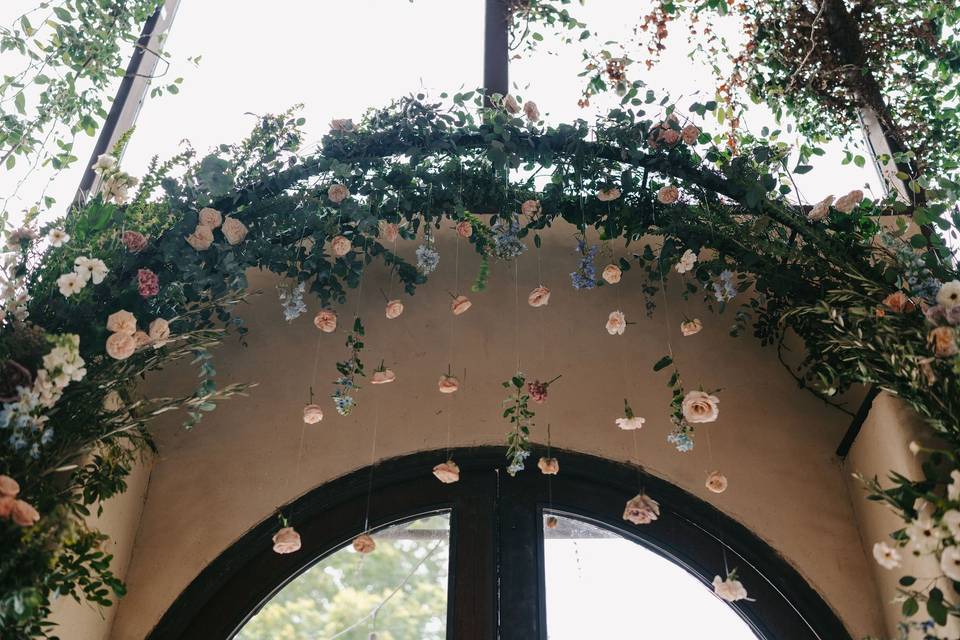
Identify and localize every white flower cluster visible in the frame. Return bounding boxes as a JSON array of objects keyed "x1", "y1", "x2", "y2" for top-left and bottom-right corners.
[
  {"x1": 34, "y1": 334, "x2": 86, "y2": 408},
  {"x1": 0, "y1": 251, "x2": 30, "y2": 322},
  {"x1": 57, "y1": 256, "x2": 108, "y2": 298},
  {"x1": 93, "y1": 154, "x2": 138, "y2": 205}
]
